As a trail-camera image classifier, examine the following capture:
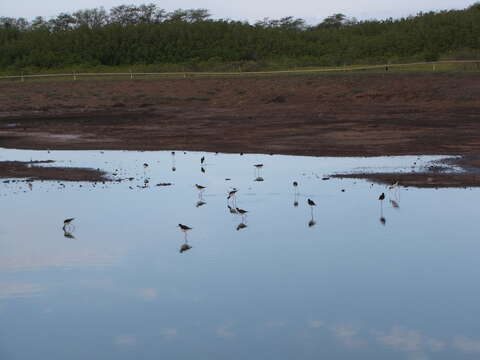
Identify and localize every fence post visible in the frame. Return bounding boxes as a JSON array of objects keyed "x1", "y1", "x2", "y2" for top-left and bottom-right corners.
[
  {"x1": 73, "y1": 71, "x2": 77, "y2": 81},
  {"x1": 130, "y1": 69, "x2": 133, "y2": 80},
  {"x1": 21, "y1": 72, "x2": 24, "y2": 82}
]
